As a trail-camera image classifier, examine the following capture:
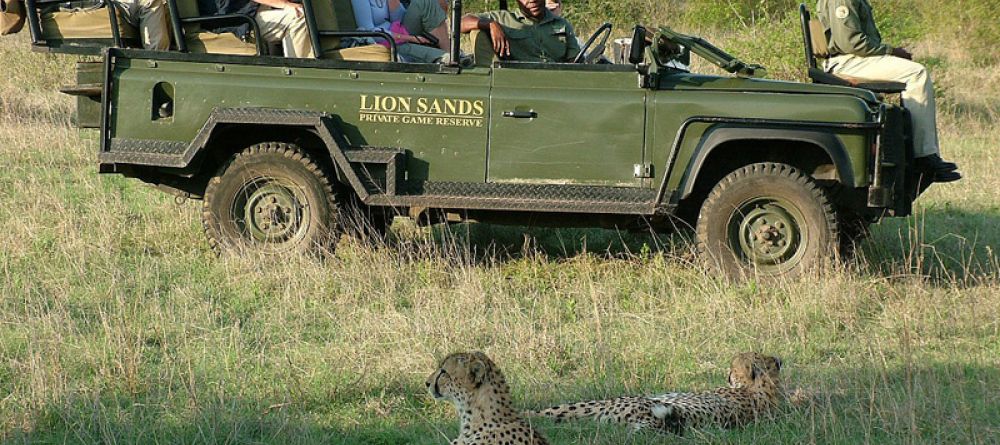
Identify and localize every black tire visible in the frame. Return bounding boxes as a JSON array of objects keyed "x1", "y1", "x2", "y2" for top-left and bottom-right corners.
[
  {"x1": 696, "y1": 163, "x2": 839, "y2": 278},
  {"x1": 202, "y1": 142, "x2": 342, "y2": 256}
]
